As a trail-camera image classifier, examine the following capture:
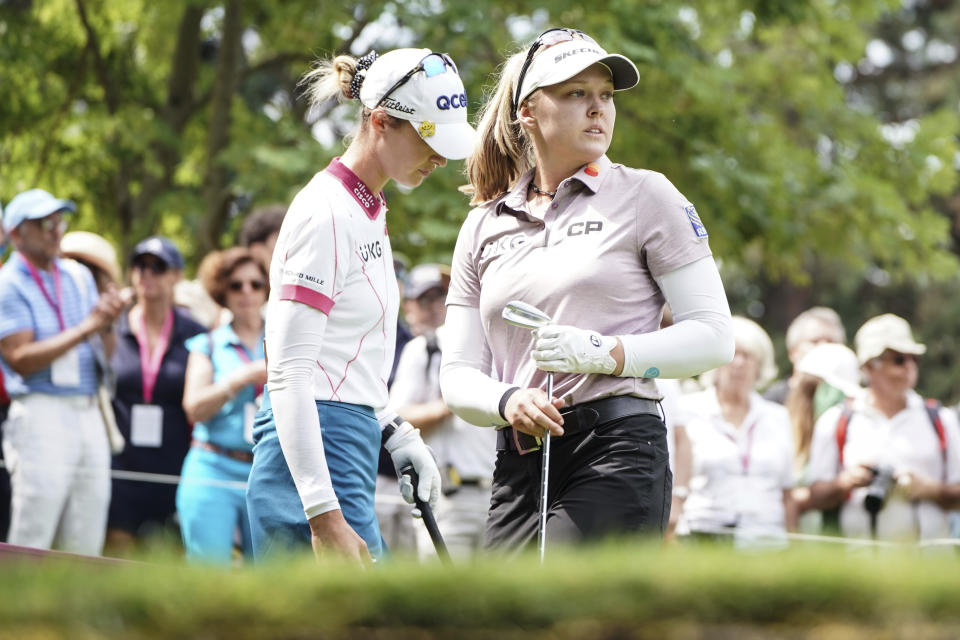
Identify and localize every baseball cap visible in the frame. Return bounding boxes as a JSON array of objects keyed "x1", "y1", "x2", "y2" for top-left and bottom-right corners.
[
  {"x1": 61, "y1": 231, "x2": 121, "y2": 283},
  {"x1": 358, "y1": 48, "x2": 477, "y2": 160},
  {"x1": 854, "y1": 313, "x2": 926, "y2": 365},
  {"x1": 515, "y1": 30, "x2": 639, "y2": 112},
  {"x1": 130, "y1": 236, "x2": 185, "y2": 270},
  {"x1": 796, "y1": 343, "x2": 861, "y2": 397},
  {"x1": 404, "y1": 263, "x2": 450, "y2": 300},
  {"x1": 3, "y1": 189, "x2": 77, "y2": 234}
]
